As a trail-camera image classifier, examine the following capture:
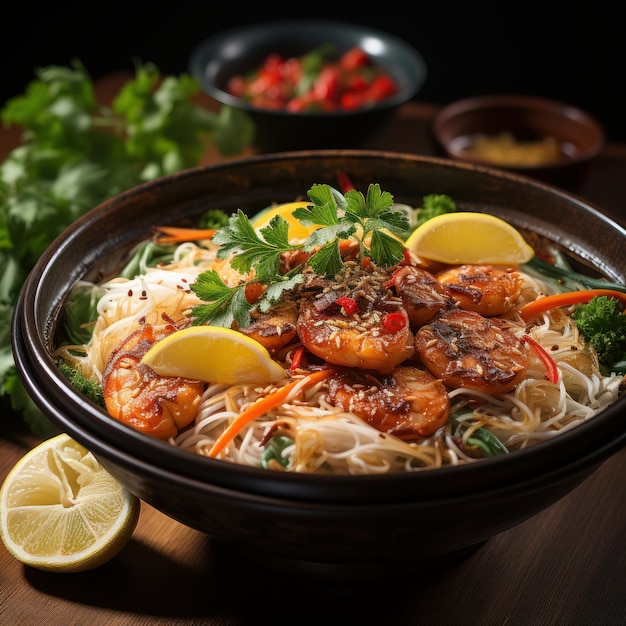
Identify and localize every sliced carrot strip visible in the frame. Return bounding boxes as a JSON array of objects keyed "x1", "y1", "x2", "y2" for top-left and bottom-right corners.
[
  {"x1": 153, "y1": 226, "x2": 216, "y2": 244},
  {"x1": 208, "y1": 369, "x2": 334, "y2": 459},
  {"x1": 519, "y1": 289, "x2": 626, "y2": 323}
]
